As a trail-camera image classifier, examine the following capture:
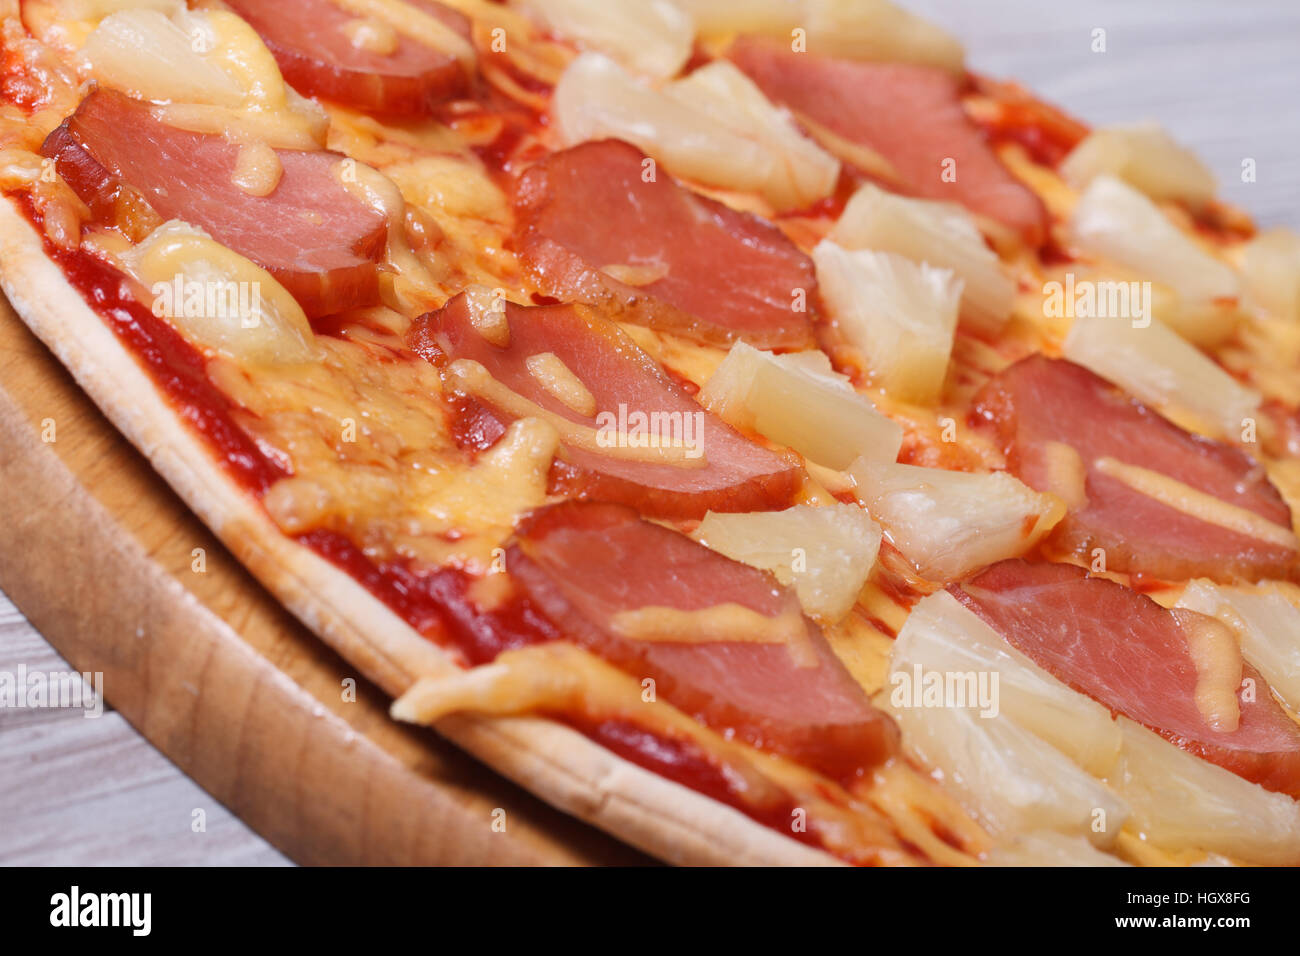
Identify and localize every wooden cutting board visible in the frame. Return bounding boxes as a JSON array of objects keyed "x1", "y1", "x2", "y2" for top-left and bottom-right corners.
[{"x1": 0, "y1": 295, "x2": 649, "y2": 866}]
